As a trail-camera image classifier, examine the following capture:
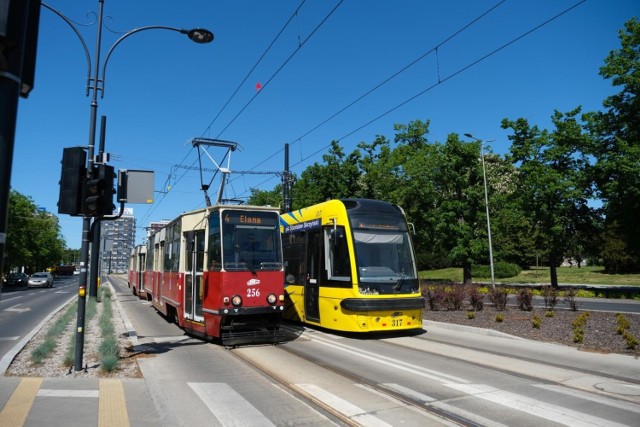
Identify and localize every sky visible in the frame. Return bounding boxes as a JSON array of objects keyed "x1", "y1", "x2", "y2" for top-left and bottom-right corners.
[{"x1": 10, "y1": 0, "x2": 639, "y2": 249}]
